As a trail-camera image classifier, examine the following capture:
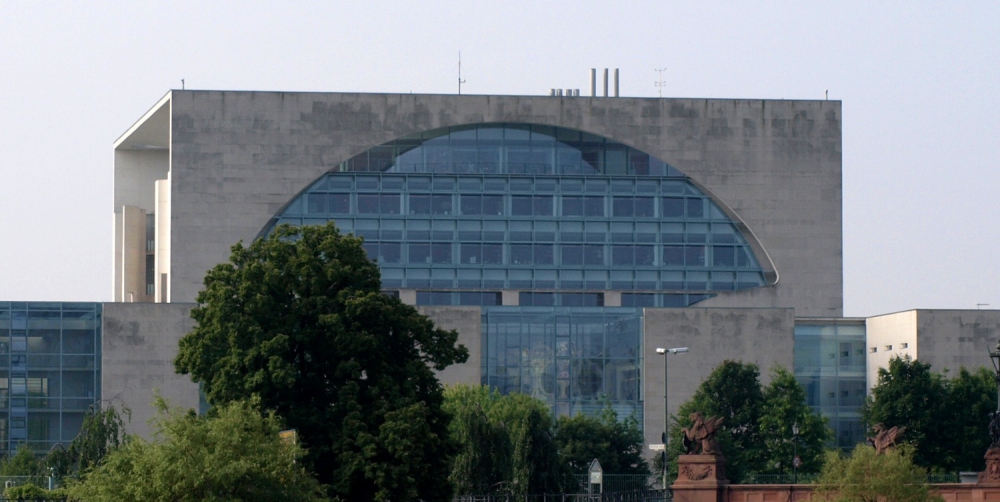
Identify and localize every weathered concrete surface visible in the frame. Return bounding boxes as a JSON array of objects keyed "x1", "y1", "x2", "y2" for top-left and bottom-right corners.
[
  {"x1": 867, "y1": 309, "x2": 1000, "y2": 389},
  {"x1": 642, "y1": 307, "x2": 795, "y2": 457},
  {"x1": 101, "y1": 302, "x2": 199, "y2": 439},
  {"x1": 115, "y1": 92, "x2": 843, "y2": 317},
  {"x1": 418, "y1": 306, "x2": 482, "y2": 387}
]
